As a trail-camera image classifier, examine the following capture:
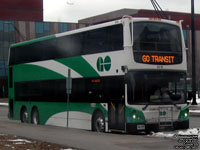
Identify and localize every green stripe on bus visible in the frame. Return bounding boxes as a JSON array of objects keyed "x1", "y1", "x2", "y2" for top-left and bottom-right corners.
[
  {"x1": 57, "y1": 56, "x2": 99, "y2": 77},
  {"x1": 10, "y1": 35, "x2": 56, "y2": 48}
]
